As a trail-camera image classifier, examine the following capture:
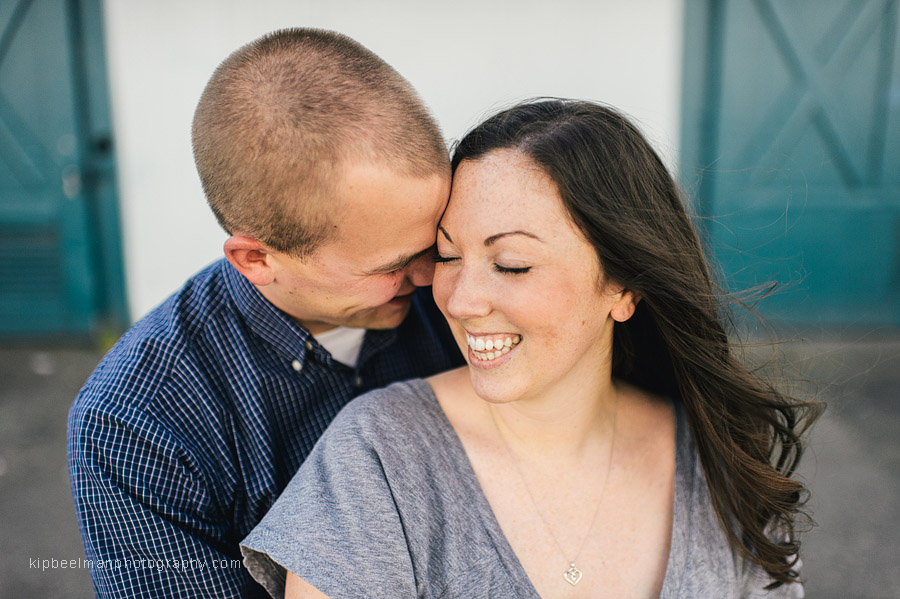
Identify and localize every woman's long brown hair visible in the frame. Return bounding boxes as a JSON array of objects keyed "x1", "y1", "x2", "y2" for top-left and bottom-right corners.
[{"x1": 451, "y1": 99, "x2": 822, "y2": 586}]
